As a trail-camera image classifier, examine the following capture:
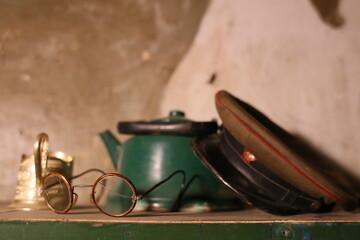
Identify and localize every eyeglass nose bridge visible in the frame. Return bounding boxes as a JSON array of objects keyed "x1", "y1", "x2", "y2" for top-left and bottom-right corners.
[
  {"x1": 73, "y1": 192, "x2": 78, "y2": 205},
  {"x1": 71, "y1": 184, "x2": 95, "y2": 205},
  {"x1": 90, "y1": 195, "x2": 95, "y2": 205}
]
